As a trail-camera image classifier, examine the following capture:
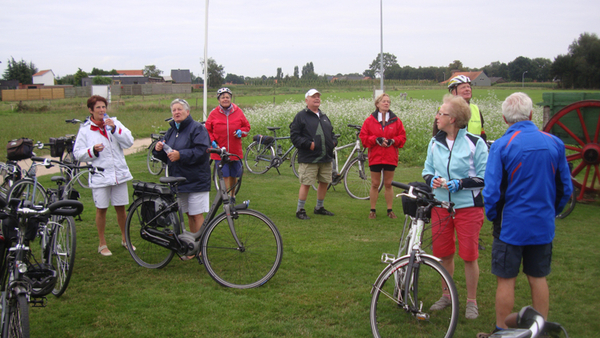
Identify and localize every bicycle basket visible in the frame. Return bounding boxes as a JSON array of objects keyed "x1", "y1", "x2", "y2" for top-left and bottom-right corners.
[
  {"x1": 64, "y1": 138, "x2": 75, "y2": 153},
  {"x1": 25, "y1": 262, "x2": 57, "y2": 297},
  {"x1": 401, "y1": 181, "x2": 433, "y2": 218},
  {"x1": 132, "y1": 180, "x2": 172, "y2": 198},
  {"x1": 49, "y1": 137, "x2": 66, "y2": 158},
  {"x1": 1, "y1": 215, "x2": 18, "y2": 242},
  {"x1": 6, "y1": 138, "x2": 34, "y2": 161},
  {"x1": 252, "y1": 135, "x2": 275, "y2": 146}
]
